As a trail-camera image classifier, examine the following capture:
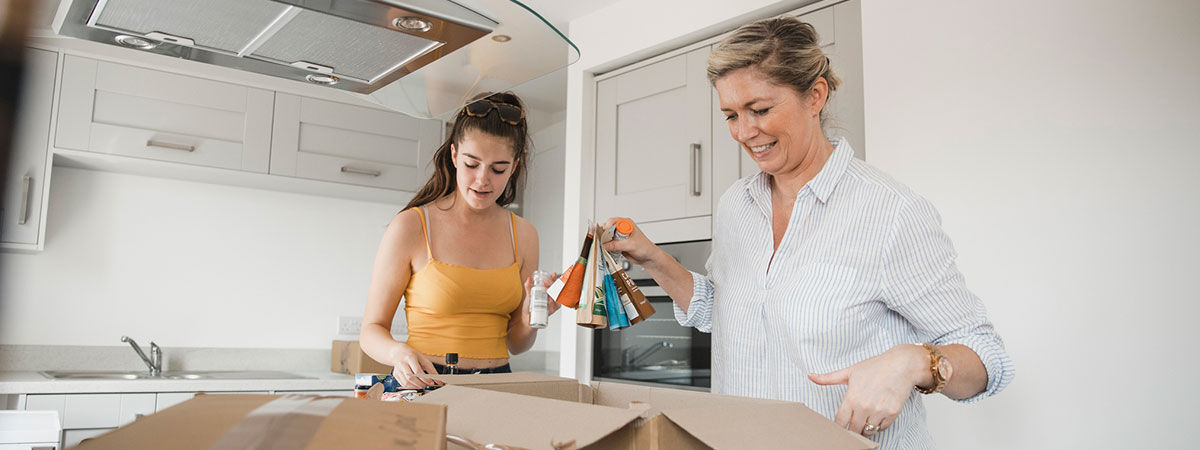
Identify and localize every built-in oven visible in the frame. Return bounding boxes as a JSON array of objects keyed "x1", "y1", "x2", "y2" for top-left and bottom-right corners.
[{"x1": 593, "y1": 240, "x2": 712, "y2": 390}]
